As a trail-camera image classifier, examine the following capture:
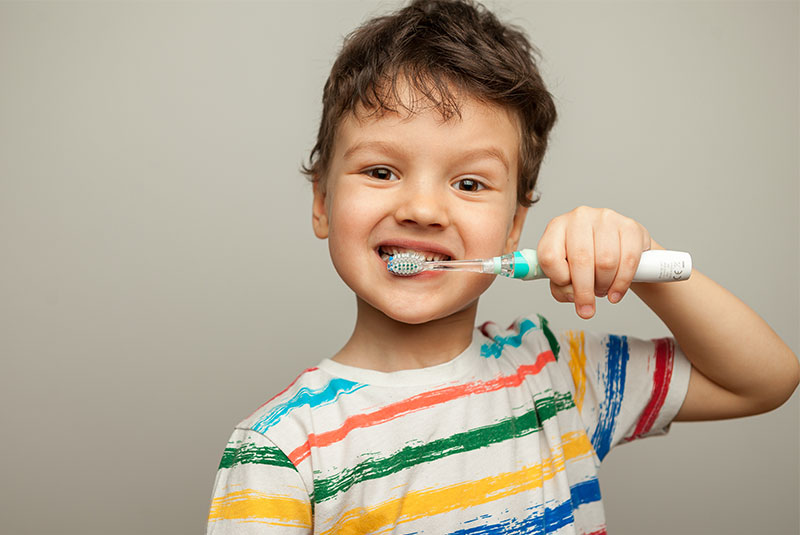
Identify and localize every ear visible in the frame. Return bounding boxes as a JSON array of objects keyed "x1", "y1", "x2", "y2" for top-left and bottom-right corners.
[
  {"x1": 504, "y1": 202, "x2": 529, "y2": 254},
  {"x1": 311, "y1": 180, "x2": 329, "y2": 239}
]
